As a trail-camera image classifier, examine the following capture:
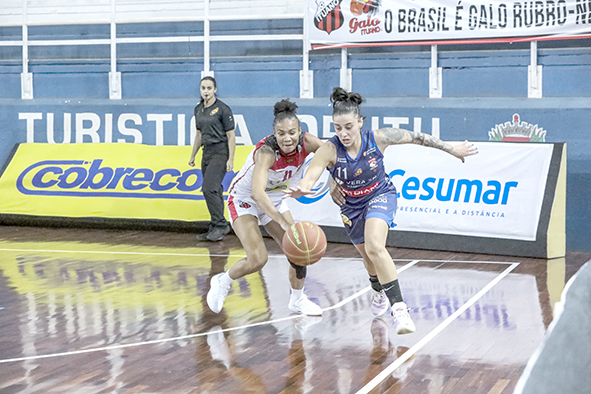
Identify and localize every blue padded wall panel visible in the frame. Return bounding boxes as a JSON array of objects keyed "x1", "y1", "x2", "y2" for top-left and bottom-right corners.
[
  {"x1": 444, "y1": 67, "x2": 528, "y2": 97},
  {"x1": 350, "y1": 52, "x2": 431, "y2": 69},
  {"x1": 311, "y1": 55, "x2": 341, "y2": 98},
  {"x1": 29, "y1": 61, "x2": 109, "y2": 74},
  {"x1": 0, "y1": 26, "x2": 21, "y2": 41},
  {"x1": 118, "y1": 59, "x2": 202, "y2": 73},
  {"x1": 122, "y1": 71, "x2": 202, "y2": 99},
  {"x1": 210, "y1": 19, "x2": 302, "y2": 35},
  {"x1": 117, "y1": 42, "x2": 203, "y2": 59},
  {"x1": 347, "y1": 52, "x2": 431, "y2": 97},
  {"x1": 34, "y1": 73, "x2": 110, "y2": 99},
  {"x1": 210, "y1": 41, "x2": 302, "y2": 57},
  {"x1": 543, "y1": 66, "x2": 591, "y2": 97},
  {"x1": 214, "y1": 70, "x2": 300, "y2": 98},
  {"x1": 439, "y1": 49, "x2": 529, "y2": 97},
  {"x1": 212, "y1": 56, "x2": 302, "y2": 72},
  {"x1": 539, "y1": 48, "x2": 591, "y2": 66},
  {"x1": 118, "y1": 22, "x2": 203, "y2": 38},
  {"x1": 0, "y1": 47, "x2": 21, "y2": 61},
  {"x1": 0, "y1": 73, "x2": 21, "y2": 98},
  {"x1": 28, "y1": 45, "x2": 110, "y2": 62},
  {"x1": 28, "y1": 24, "x2": 110, "y2": 41},
  {"x1": 352, "y1": 68, "x2": 429, "y2": 97}
]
